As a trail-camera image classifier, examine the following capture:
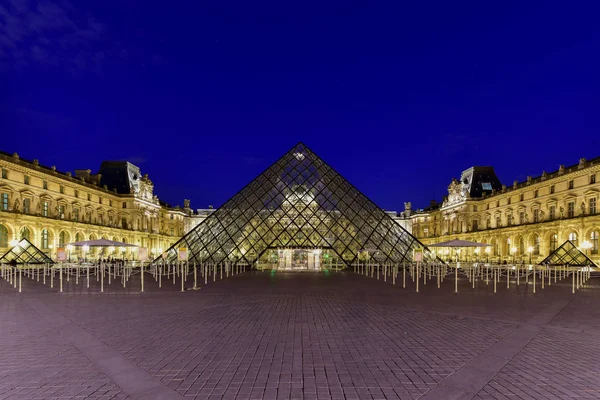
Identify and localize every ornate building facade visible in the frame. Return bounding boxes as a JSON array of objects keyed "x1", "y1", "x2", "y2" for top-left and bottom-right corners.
[
  {"x1": 410, "y1": 157, "x2": 600, "y2": 264},
  {"x1": 0, "y1": 151, "x2": 203, "y2": 261}
]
